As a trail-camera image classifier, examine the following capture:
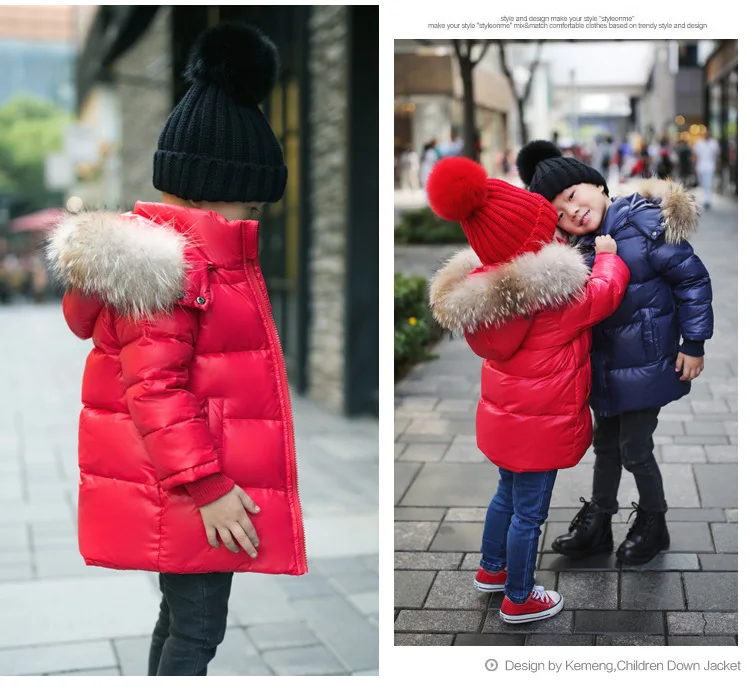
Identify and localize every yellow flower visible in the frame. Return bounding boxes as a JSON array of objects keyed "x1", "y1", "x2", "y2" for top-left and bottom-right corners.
[{"x1": 408, "y1": 316, "x2": 418, "y2": 326}]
